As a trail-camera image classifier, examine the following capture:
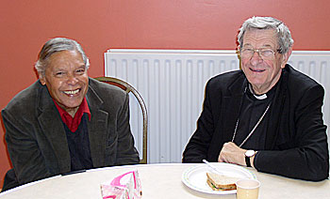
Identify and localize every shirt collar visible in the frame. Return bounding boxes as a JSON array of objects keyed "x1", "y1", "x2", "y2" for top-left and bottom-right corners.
[{"x1": 53, "y1": 97, "x2": 91, "y2": 132}]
